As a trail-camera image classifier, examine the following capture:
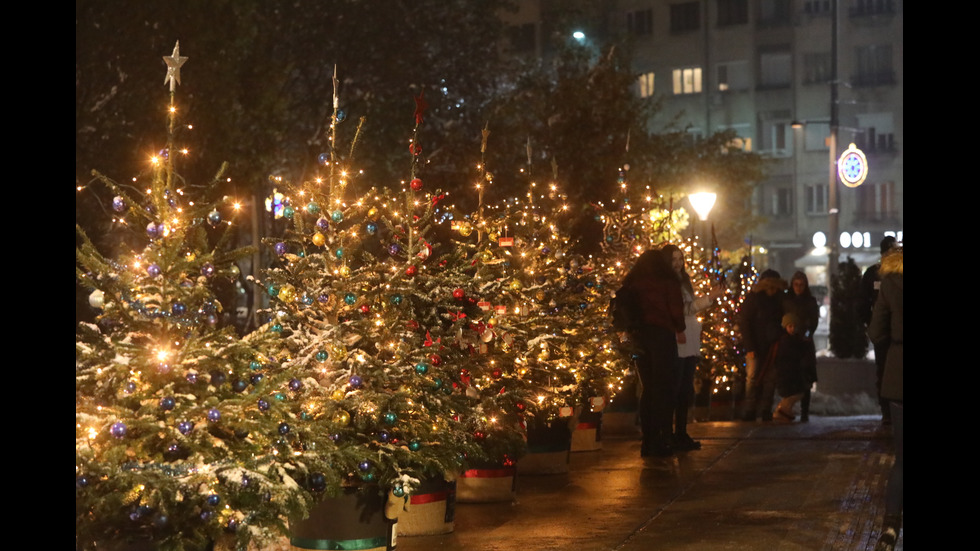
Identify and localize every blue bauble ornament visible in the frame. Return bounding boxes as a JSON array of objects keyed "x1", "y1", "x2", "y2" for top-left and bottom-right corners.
[
  {"x1": 392, "y1": 484, "x2": 406, "y2": 498},
  {"x1": 147, "y1": 263, "x2": 161, "y2": 278},
  {"x1": 278, "y1": 422, "x2": 290, "y2": 435},
  {"x1": 257, "y1": 398, "x2": 270, "y2": 412},
  {"x1": 316, "y1": 350, "x2": 328, "y2": 362},
  {"x1": 267, "y1": 284, "x2": 279, "y2": 297},
  {"x1": 366, "y1": 222, "x2": 377, "y2": 235},
  {"x1": 250, "y1": 373, "x2": 264, "y2": 385},
  {"x1": 110, "y1": 422, "x2": 127, "y2": 438},
  {"x1": 432, "y1": 378, "x2": 443, "y2": 390},
  {"x1": 318, "y1": 152, "x2": 330, "y2": 165},
  {"x1": 283, "y1": 206, "x2": 295, "y2": 219},
  {"x1": 303, "y1": 294, "x2": 314, "y2": 305},
  {"x1": 307, "y1": 202, "x2": 320, "y2": 215},
  {"x1": 233, "y1": 379, "x2": 248, "y2": 393},
  {"x1": 160, "y1": 396, "x2": 176, "y2": 411},
  {"x1": 200, "y1": 510, "x2": 213, "y2": 521},
  {"x1": 271, "y1": 323, "x2": 283, "y2": 333},
  {"x1": 316, "y1": 217, "x2": 330, "y2": 231},
  {"x1": 409, "y1": 440, "x2": 422, "y2": 451},
  {"x1": 414, "y1": 363, "x2": 429, "y2": 375},
  {"x1": 383, "y1": 412, "x2": 397, "y2": 425},
  {"x1": 310, "y1": 472, "x2": 327, "y2": 492},
  {"x1": 390, "y1": 294, "x2": 403, "y2": 305},
  {"x1": 274, "y1": 242, "x2": 287, "y2": 256},
  {"x1": 331, "y1": 210, "x2": 343, "y2": 223},
  {"x1": 171, "y1": 302, "x2": 186, "y2": 316},
  {"x1": 344, "y1": 293, "x2": 357, "y2": 305},
  {"x1": 359, "y1": 461, "x2": 372, "y2": 472},
  {"x1": 125, "y1": 381, "x2": 137, "y2": 393},
  {"x1": 274, "y1": 392, "x2": 286, "y2": 401},
  {"x1": 210, "y1": 370, "x2": 226, "y2": 385},
  {"x1": 112, "y1": 196, "x2": 125, "y2": 212},
  {"x1": 185, "y1": 372, "x2": 198, "y2": 384},
  {"x1": 360, "y1": 472, "x2": 376, "y2": 482},
  {"x1": 579, "y1": 303, "x2": 588, "y2": 310},
  {"x1": 336, "y1": 108, "x2": 347, "y2": 122},
  {"x1": 250, "y1": 360, "x2": 262, "y2": 371},
  {"x1": 208, "y1": 408, "x2": 221, "y2": 422},
  {"x1": 388, "y1": 243, "x2": 402, "y2": 256},
  {"x1": 334, "y1": 248, "x2": 344, "y2": 259},
  {"x1": 207, "y1": 494, "x2": 221, "y2": 506},
  {"x1": 379, "y1": 430, "x2": 391, "y2": 443},
  {"x1": 289, "y1": 378, "x2": 303, "y2": 391},
  {"x1": 208, "y1": 209, "x2": 222, "y2": 226},
  {"x1": 77, "y1": 475, "x2": 90, "y2": 488},
  {"x1": 348, "y1": 375, "x2": 363, "y2": 388},
  {"x1": 201, "y1": 263, "x2": 215, "y2": 277}
]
